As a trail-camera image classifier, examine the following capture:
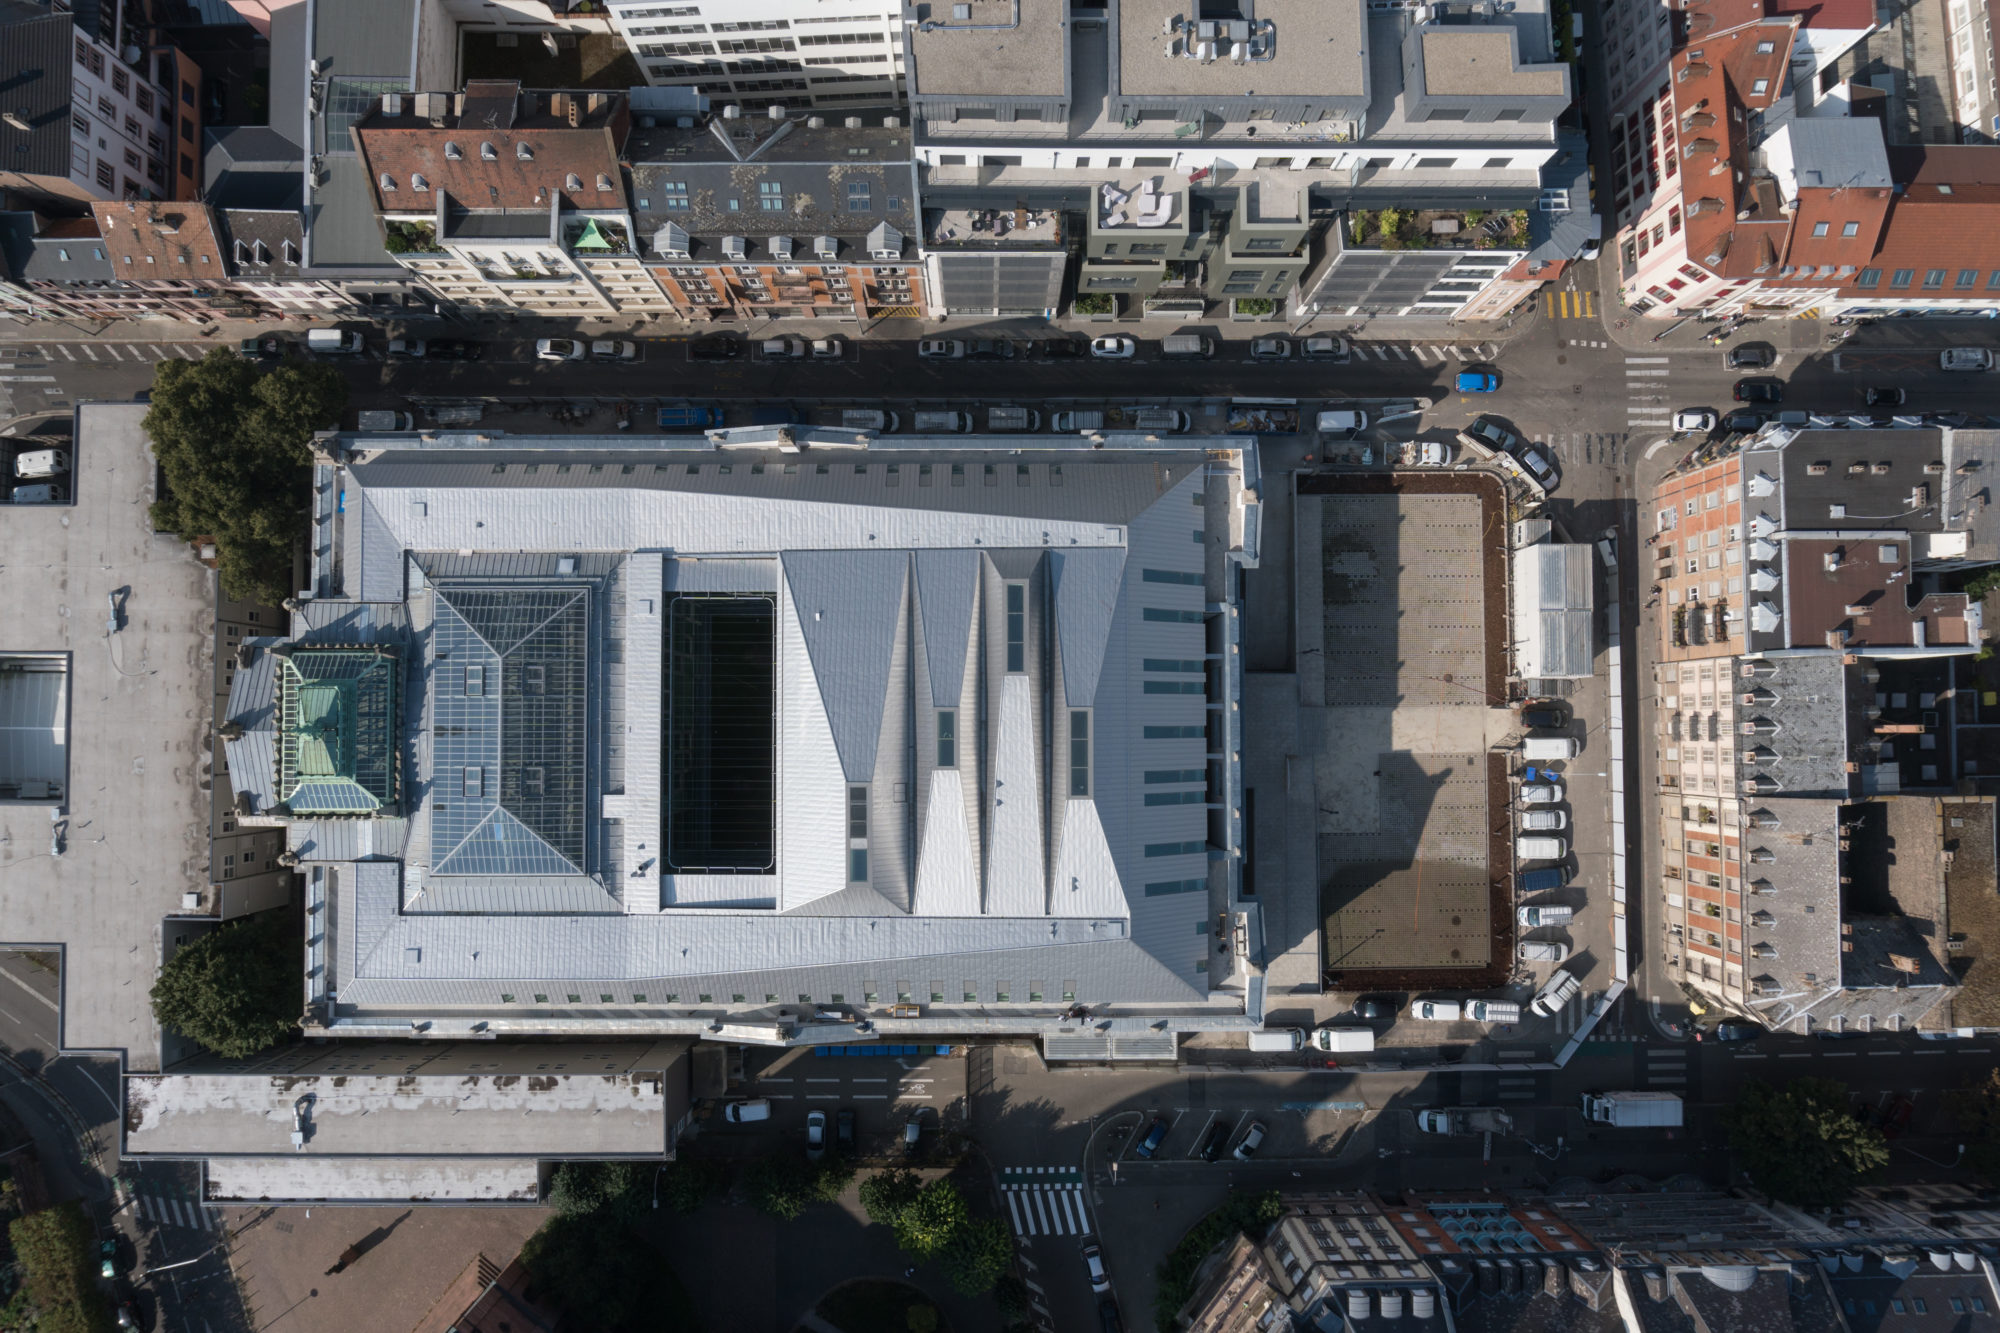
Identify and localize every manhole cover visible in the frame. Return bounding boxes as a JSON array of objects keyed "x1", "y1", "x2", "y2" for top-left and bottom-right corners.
[
  {"x1": 1451, "y1": 916, "x2": 1462, "y2": 926},
  {"x1": 1449, "y1": 949, "x2": 1462, "y2": 959}
]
